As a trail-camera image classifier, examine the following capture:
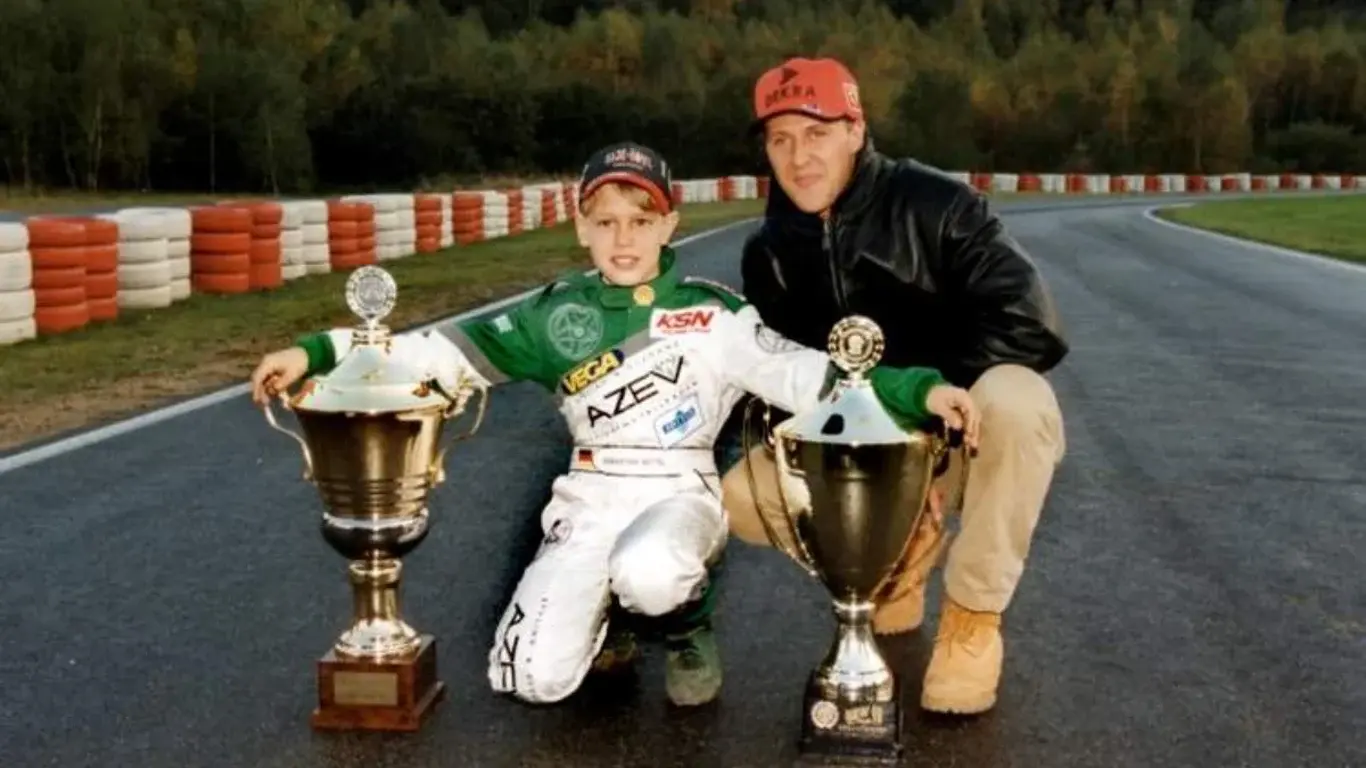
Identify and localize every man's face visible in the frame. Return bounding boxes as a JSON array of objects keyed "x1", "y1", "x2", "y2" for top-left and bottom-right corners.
[
  {"x1": 574, "y1": 183, "x2": 679, "y2": 286},
  {"x1": 762, "y1": 113, "x2": 865, "y2": 215}
]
